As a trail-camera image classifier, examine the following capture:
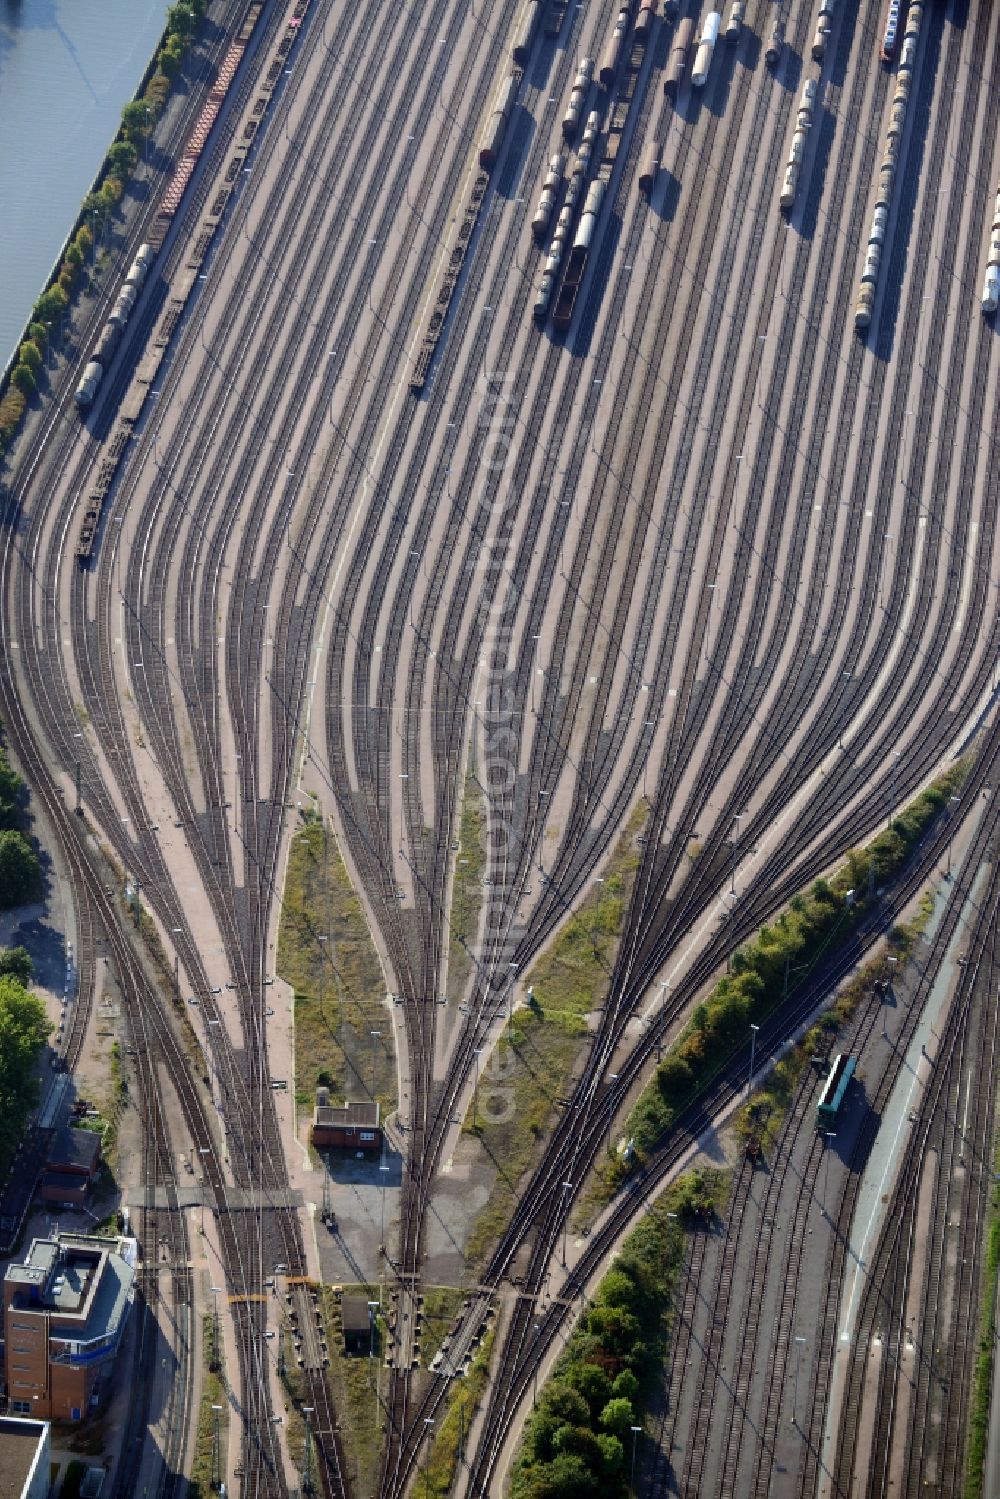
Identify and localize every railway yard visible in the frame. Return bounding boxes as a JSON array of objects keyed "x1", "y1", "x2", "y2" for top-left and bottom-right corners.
[{"x1": 1, "y1": 0, "x2": 999, "y2": 1494}]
